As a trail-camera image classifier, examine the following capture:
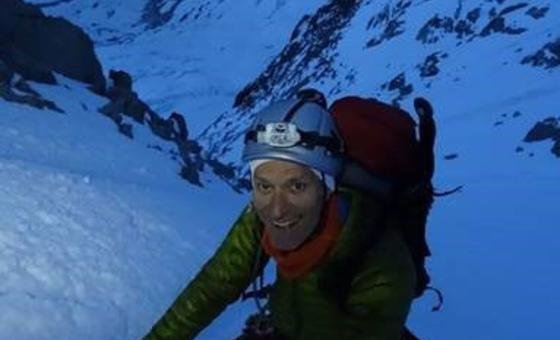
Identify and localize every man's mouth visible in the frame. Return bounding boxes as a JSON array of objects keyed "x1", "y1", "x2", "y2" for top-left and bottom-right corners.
[{"x1": 271, "y1": 219, "x2": 299, "y2": 230}]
